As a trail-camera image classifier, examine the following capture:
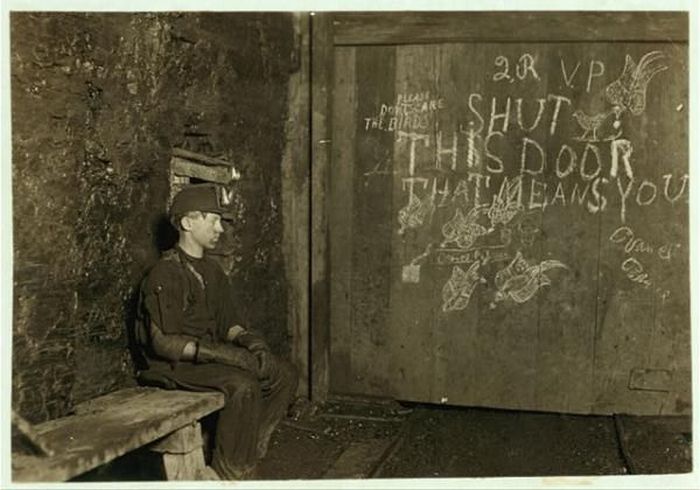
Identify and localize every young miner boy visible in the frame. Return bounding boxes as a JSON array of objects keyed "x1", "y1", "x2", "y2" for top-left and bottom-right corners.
[{"x1": 136, "y1": 183, "x2": 297, "y2": 479}]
